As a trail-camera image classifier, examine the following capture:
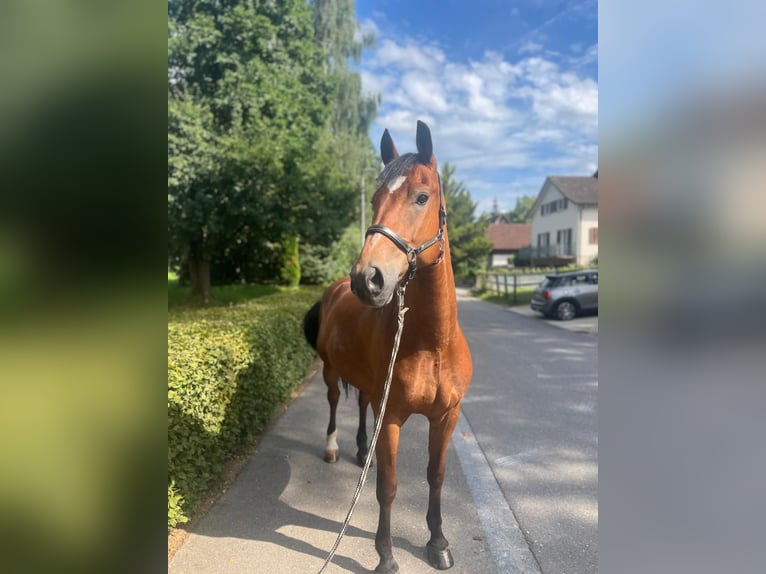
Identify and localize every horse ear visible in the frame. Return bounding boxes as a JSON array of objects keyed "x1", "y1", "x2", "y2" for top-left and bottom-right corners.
[
  {"x1": 416, "y1": 120, "x2": 433, "y2": 164},
  {"x1": 380, "y1": 129, "x2": 399, "y2": 165}
]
